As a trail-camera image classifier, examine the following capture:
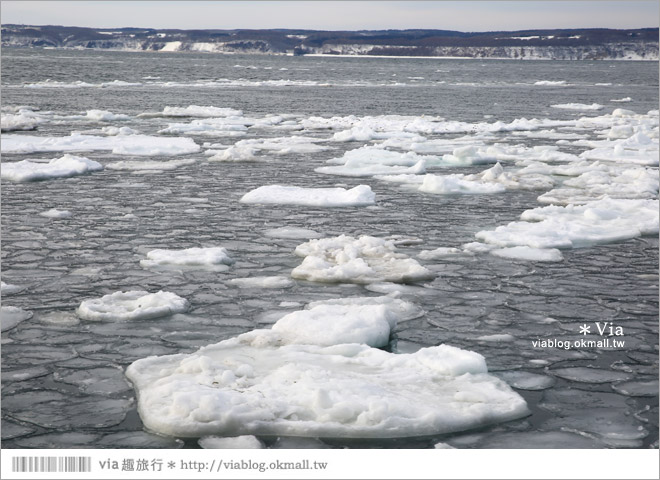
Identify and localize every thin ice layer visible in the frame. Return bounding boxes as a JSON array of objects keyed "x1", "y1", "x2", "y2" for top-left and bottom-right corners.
[
  {"x1": 76, "y1": 290, "x2": 189, "y2": 321},
  {"x1": 291, "y1": 235, "x2": 434, "y2": 284},
  {"x1": 474, "y1": 198, "x2": 659, "y2": 249},
  {"x1": 125, "y1": 335, "x2": 529, "y2": 439},
  {"x1": 1, "y1": 155, "x2": 103, "y2": 182},
  {"x1": 240, "y1": 185, "x2": 375, "y2": 207}
]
